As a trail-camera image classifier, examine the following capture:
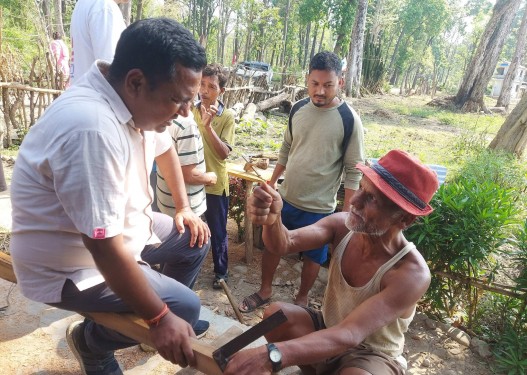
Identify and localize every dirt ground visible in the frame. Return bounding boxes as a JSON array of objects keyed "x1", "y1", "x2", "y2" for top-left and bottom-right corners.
[
  {"x1": 0, "y1": 215, "x2": 494, "y2": 374},
  {"x1": 0, "y1": 94, "x2": 496, "y2": 374}
]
